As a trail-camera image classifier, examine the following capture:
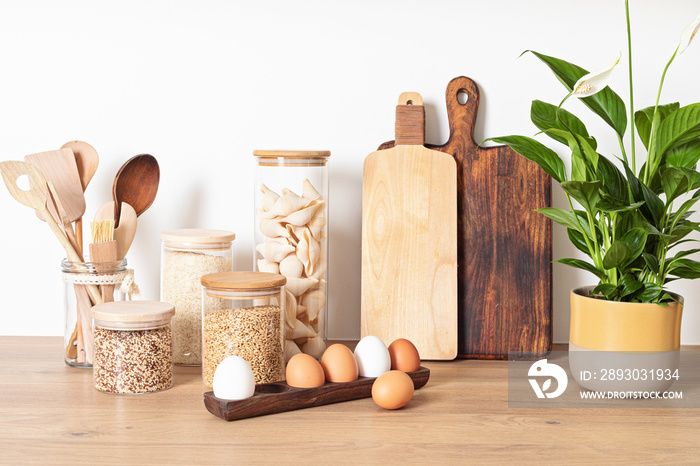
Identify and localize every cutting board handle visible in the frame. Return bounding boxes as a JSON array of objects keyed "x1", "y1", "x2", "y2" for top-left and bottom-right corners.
[
  {"x1": 395, "y1": 92, "x2": 425, "y2": 146},
  {"x1": 444, "y1": 76, "x2": 480, "y2": 150}
]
